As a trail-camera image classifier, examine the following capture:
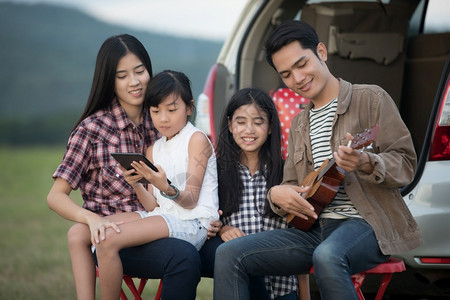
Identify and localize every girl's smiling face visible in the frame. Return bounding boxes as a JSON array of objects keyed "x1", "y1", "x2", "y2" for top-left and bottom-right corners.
[
  {"x1": 228, "y1": 103, "x2": 271, "y2": 156},
  {"x1": 150, "y1": 93, "x2": 192, "y2": 140}
]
